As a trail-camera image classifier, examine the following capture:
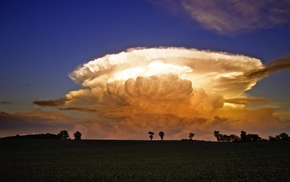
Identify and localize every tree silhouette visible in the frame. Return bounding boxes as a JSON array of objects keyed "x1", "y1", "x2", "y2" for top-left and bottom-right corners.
[
  {"x1": 188, "y1": 133, "x2": 195, "y2": 140},
  {"x1": 222, "y1": 134, "x2": 231, "y2": 142},
  {"x1": 279, "y1": 132, "x2": 289, "y2": 140},
  {"x1": 269, "y1": 133, "x2": 289, "y2": 141},
  {"x1": 229, "y1": 134, "x2": 240, "y2": 142},
  {"x1": 240, "y1": 131, "x2": 262, "y2": 142},
  {"x1": 74, "y1": 131, "x2": 82, "y2": 140},
  {"x1": 240, "y1": 130, "x2": 247, "y2": 142},
  {"x1": 269, "y1": 136, "x2": 276, "y2": 141},
  {"x1": 58, "y1": 130, "x2": 69, "y2": 140},
  {"x1": 276, "y1": 135, "x2": 281, "y2": 140},
  {"x1": 247, "y1": 134, "x2": 261, "y2": 142},
  {"x1": 213, "y1": 131, "x2": 221, "y2": 142},
  {"x1": 159, "y1": 131, "x2": 165, "y2": 140},
  {"x1": 148, "y1": 131, "x2": 154, "y2": 141}
]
